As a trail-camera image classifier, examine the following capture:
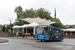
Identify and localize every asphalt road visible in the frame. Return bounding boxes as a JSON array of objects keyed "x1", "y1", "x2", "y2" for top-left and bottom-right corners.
[
  {"x1": 0, "y1": 39, "x2": 8, "y2": 43},
  {"x1": 0, "y1": 37, "x2": 75, "y2": 50}
]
